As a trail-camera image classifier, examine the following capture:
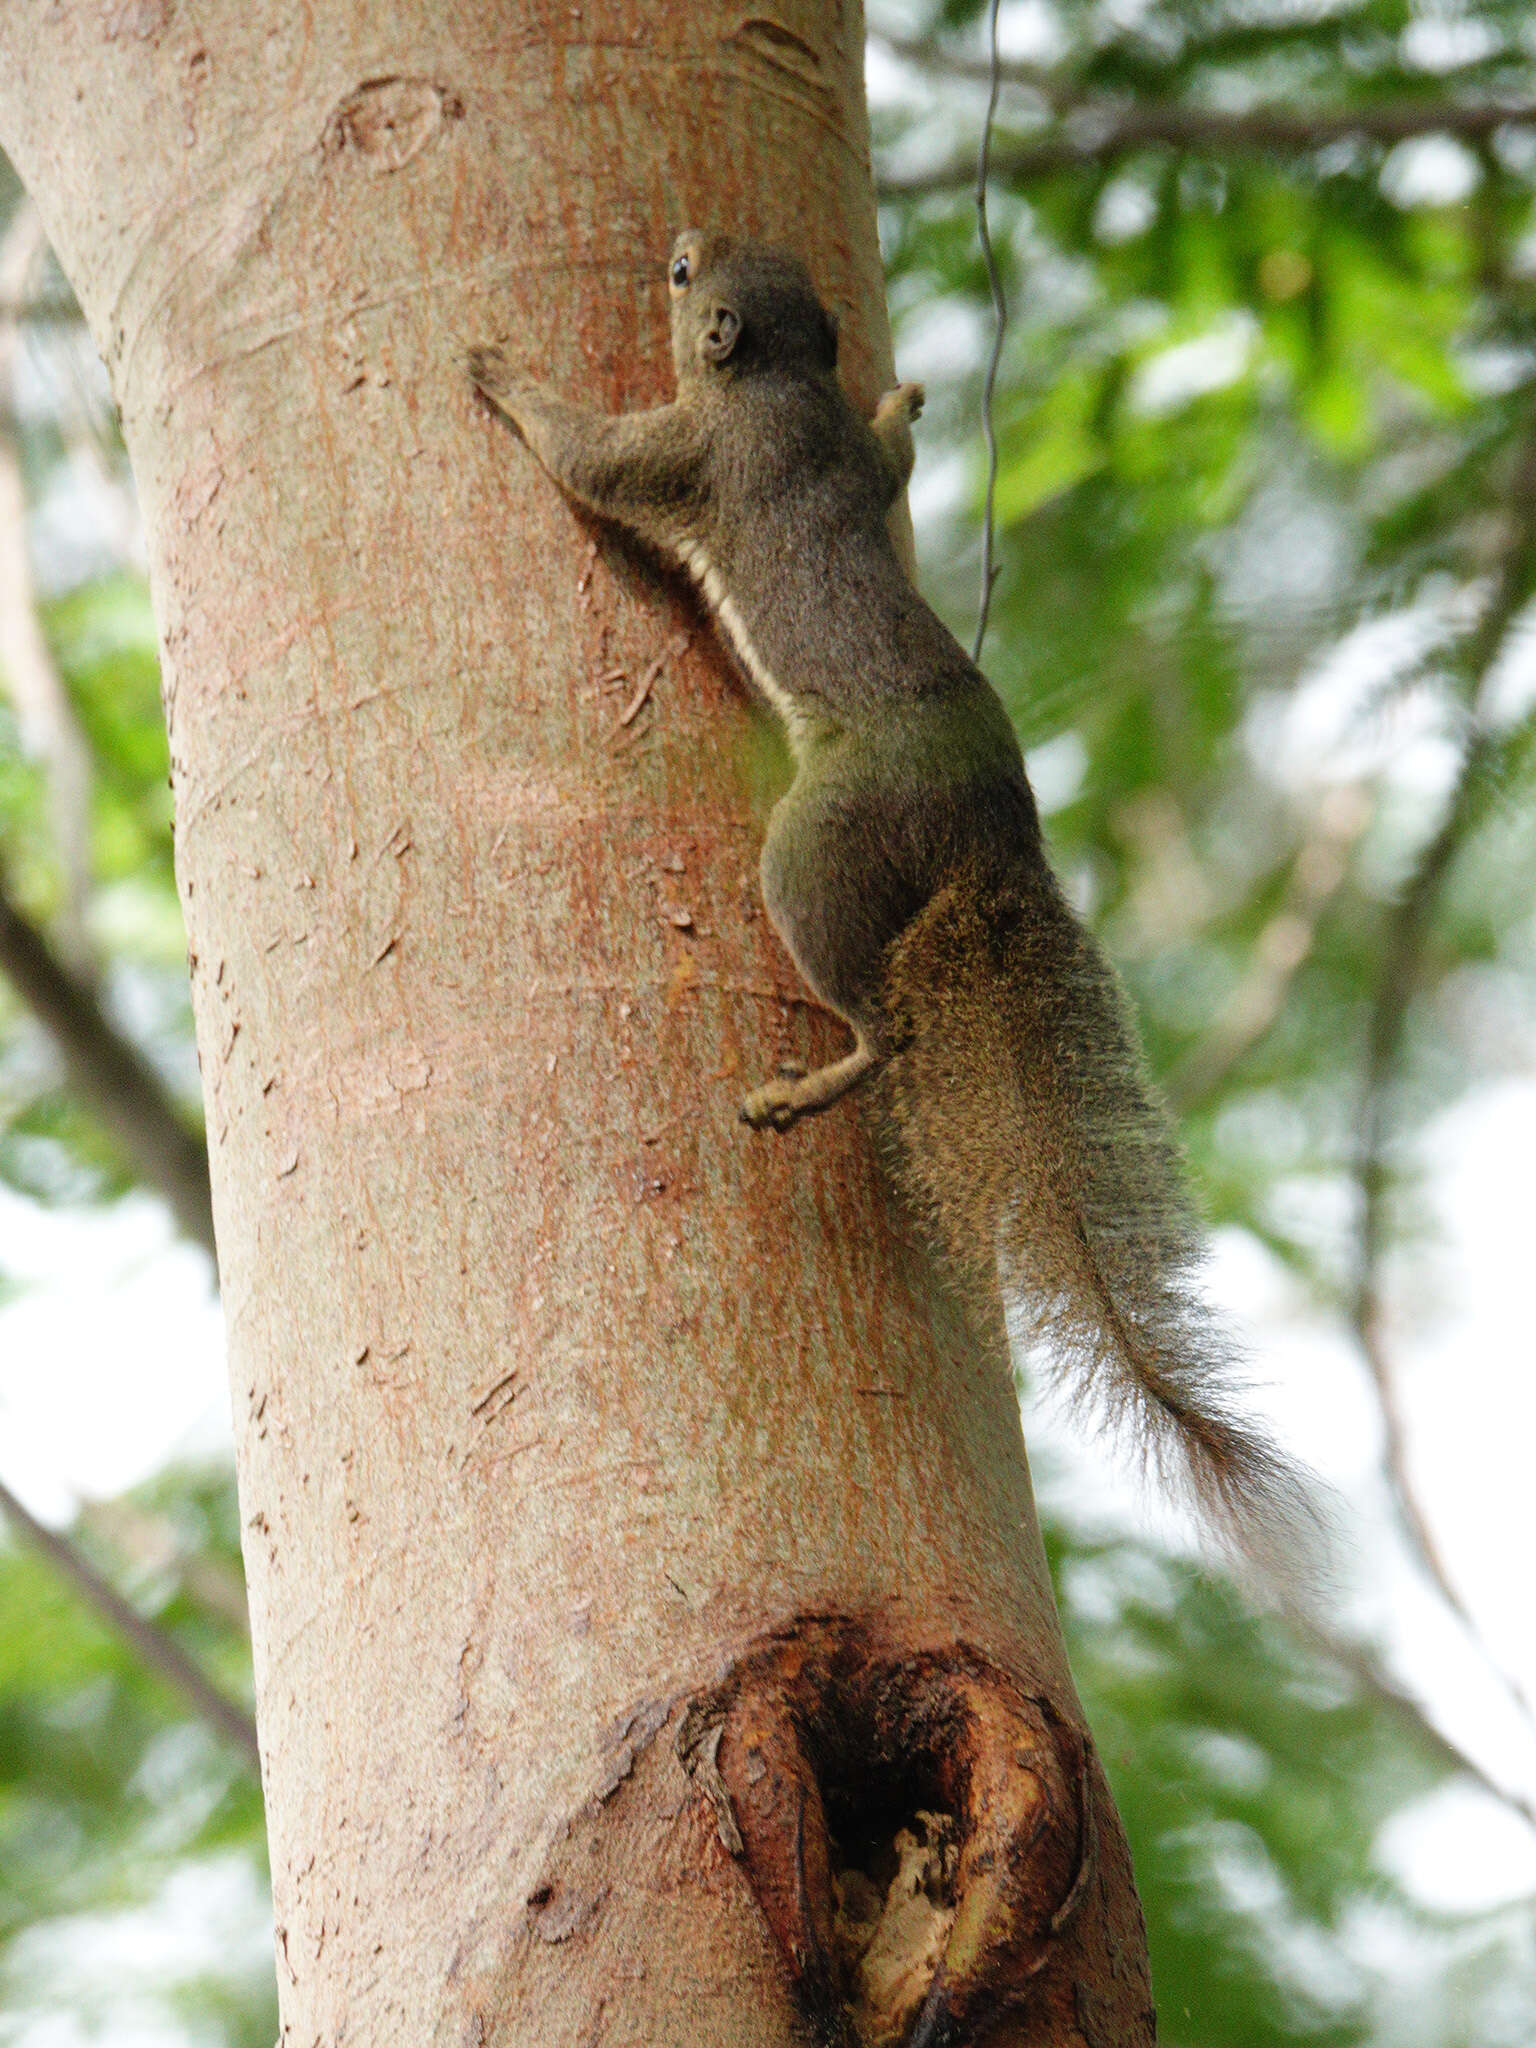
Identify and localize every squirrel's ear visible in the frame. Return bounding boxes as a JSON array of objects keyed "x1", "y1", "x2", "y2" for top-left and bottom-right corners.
[{"x1": 701, "y1": 304, "x2": 741, "y2": 364}]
